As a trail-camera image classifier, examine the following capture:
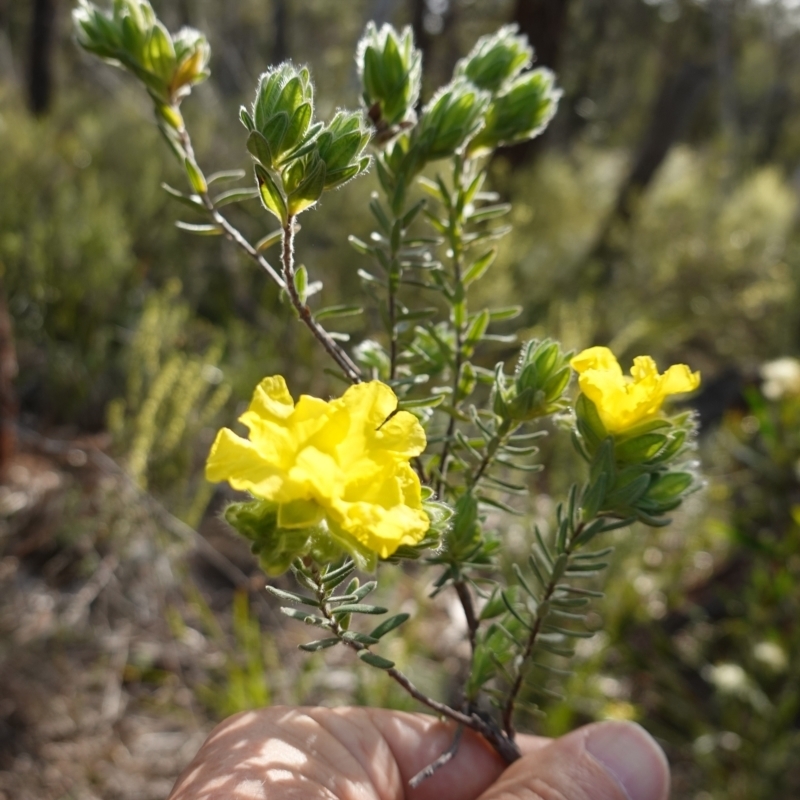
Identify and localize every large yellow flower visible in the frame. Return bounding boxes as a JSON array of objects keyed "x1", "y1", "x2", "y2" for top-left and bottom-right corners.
[
  {"x1": 570, "y1": 347, "x2": 700, "y2": 434},
  {"x1": 206, "y1": 377, "x2": 429, "y2": 558}
]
